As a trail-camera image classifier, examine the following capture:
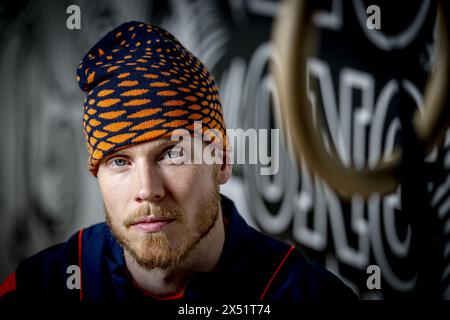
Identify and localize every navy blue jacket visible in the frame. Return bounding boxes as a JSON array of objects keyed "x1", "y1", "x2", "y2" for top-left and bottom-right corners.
[{"x1": 0, "y1": 195, "x2": 357, "y2": 302}]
